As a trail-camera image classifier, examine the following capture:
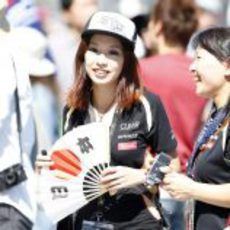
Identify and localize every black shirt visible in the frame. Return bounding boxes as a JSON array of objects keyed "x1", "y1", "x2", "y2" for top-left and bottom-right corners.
[
  {"x1": 190, "y1": 108, "x2": 230, "y2": 230},
  {"x1": 62, "y1": 91, "x2": 177, "y2": 230}
]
